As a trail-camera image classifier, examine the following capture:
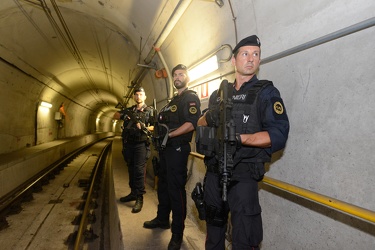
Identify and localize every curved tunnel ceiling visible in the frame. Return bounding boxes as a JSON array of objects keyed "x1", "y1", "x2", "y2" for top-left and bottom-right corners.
[{"x1": 0, "y1": 0, "x2": 184, "y2": 117}]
